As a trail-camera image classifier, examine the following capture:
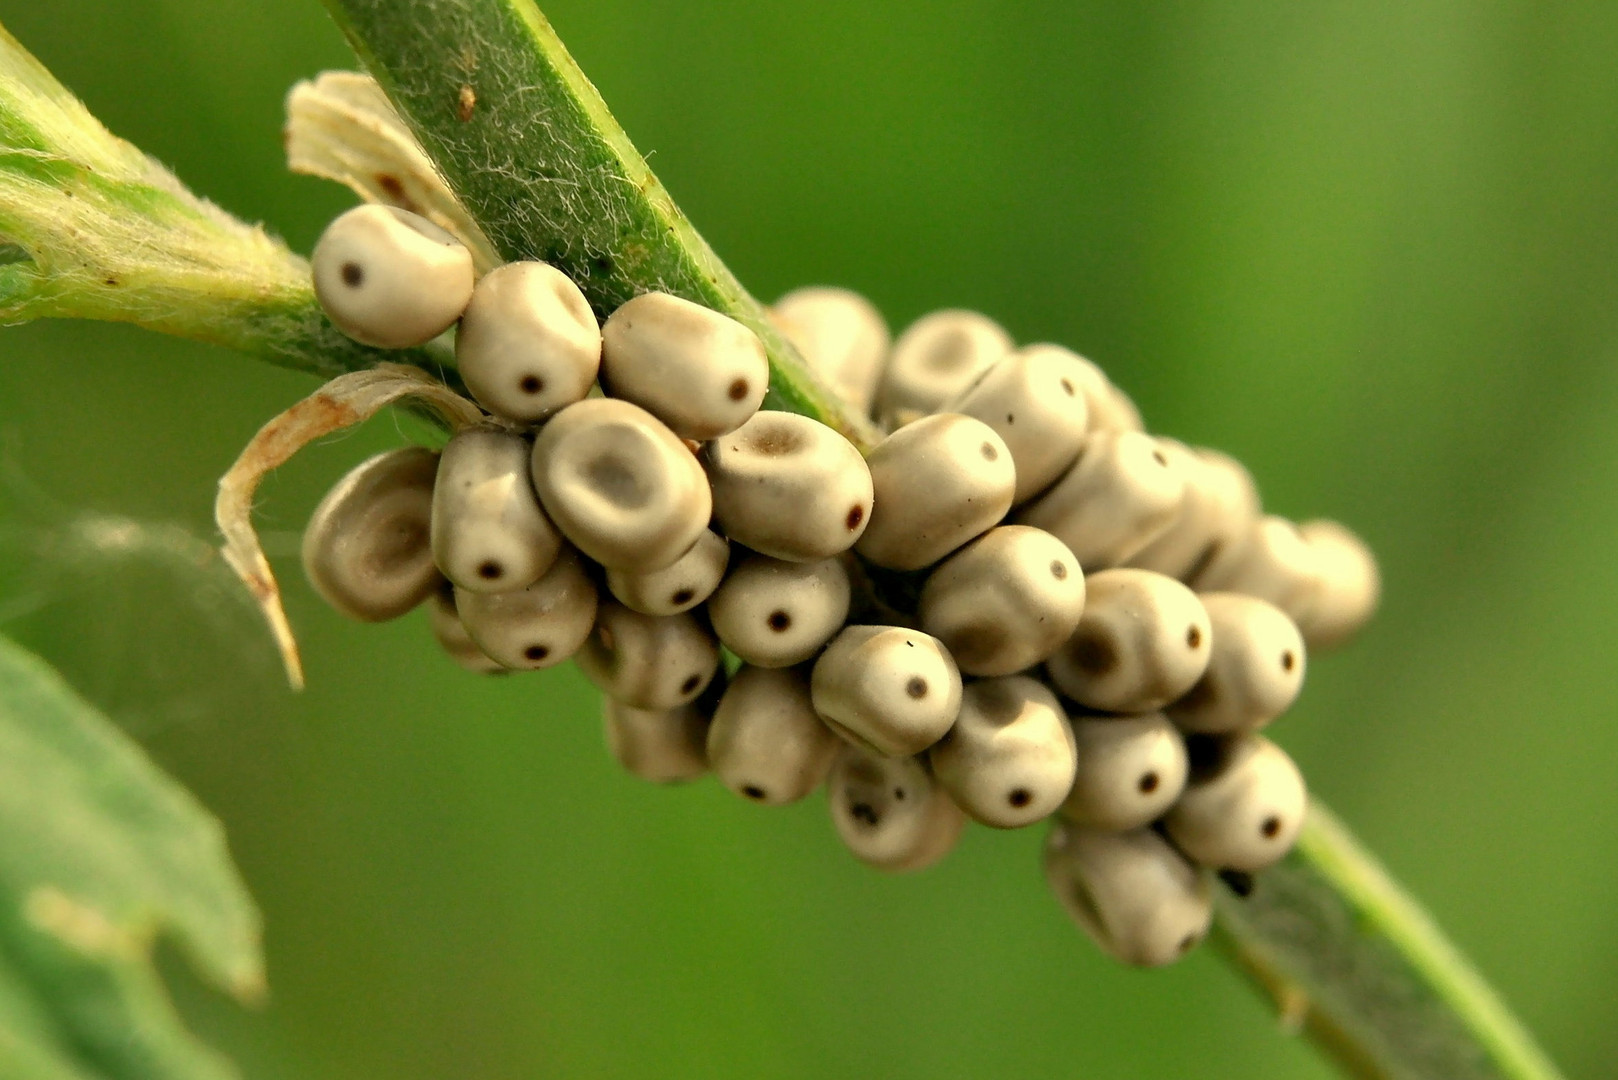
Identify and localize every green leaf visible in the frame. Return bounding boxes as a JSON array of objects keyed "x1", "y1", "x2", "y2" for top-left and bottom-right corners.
[
  {"x1": 316, "y1": 2, "x2": 1566, "y2": 1077},
  {"x1": 0, "y1": 19, "x2": 438, "y2": 381},
  {"x1": 0, "y1": 956, "x2": 86, "y2": 1080},
  {"x1": 320, "y1": 0, "x2": 875, "y2": 447},
  {"x1": 0, "y1": 634, "x2": 262, "y2": 1080}
]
